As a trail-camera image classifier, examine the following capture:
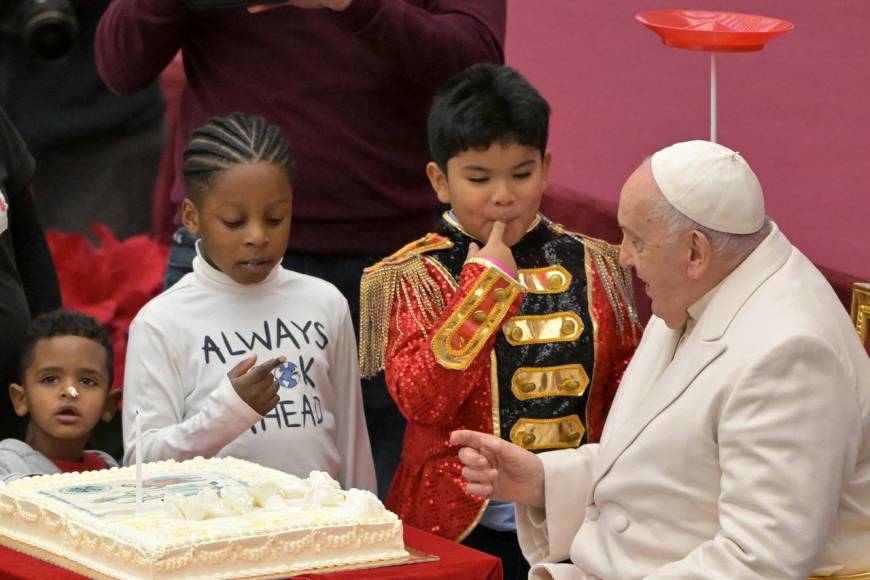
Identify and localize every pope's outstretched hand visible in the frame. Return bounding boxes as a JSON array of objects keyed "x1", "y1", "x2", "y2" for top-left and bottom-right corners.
[{"x1": 450, "y1": 429, "x2": 546, "y2": 508}]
